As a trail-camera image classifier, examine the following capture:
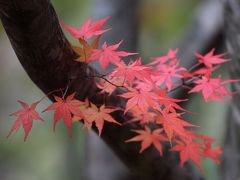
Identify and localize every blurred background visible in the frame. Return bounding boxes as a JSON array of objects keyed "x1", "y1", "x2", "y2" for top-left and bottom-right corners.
[{"x1": 0, "y1": 0, "x2": 227, "y2": 180}]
